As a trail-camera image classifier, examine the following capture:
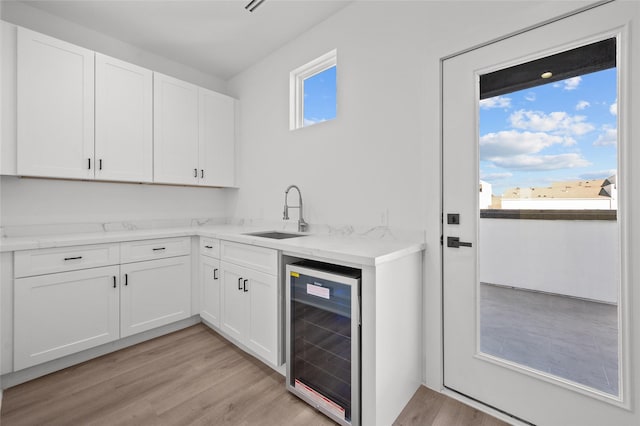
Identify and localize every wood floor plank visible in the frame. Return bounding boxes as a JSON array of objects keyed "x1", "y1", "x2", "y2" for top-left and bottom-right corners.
[{"x1": 2, "y1": 324, "x2": 507, "y2": 426}]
